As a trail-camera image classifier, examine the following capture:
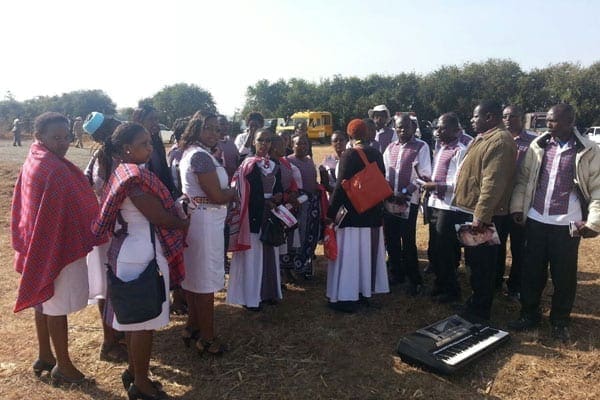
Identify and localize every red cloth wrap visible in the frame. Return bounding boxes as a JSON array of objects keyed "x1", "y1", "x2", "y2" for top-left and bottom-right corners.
[
  {"x1": 11, "y1": 142, "x2": 105, "y2": 313},
  {"x1": 227, "y1": 156, "x2": 262, "y2": 252},
  {"x1": 91, "y1": 163, "x2": 186, "y2": 286}
]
